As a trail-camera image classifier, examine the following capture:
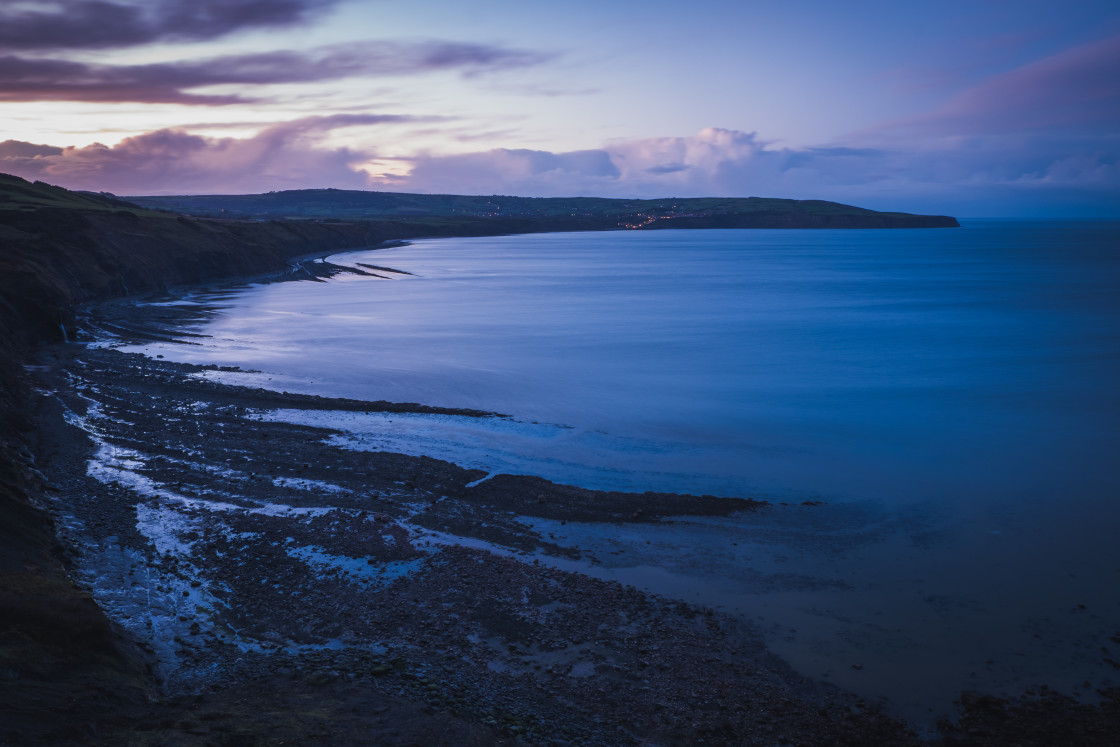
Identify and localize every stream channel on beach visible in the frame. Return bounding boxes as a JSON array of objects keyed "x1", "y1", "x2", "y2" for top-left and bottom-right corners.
[{"x1": 117, "y1": 223, "x2": 1120, "y2": 724}]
